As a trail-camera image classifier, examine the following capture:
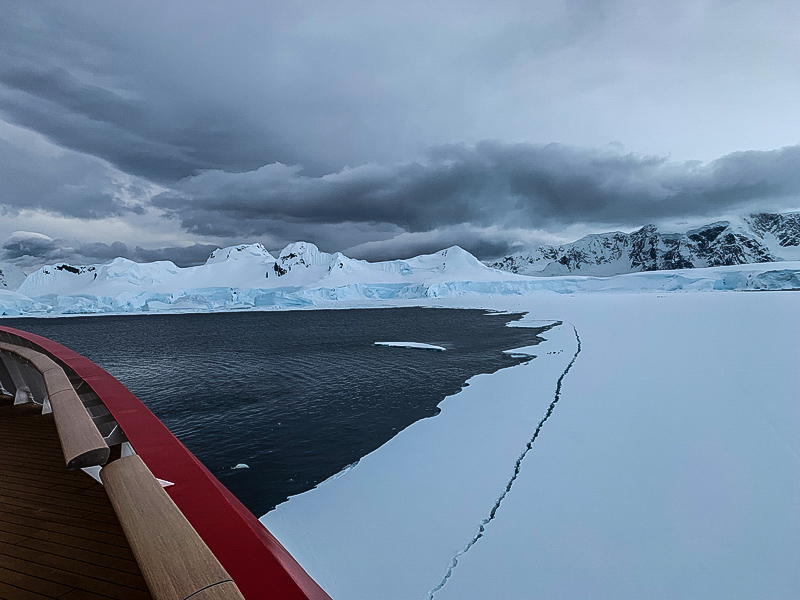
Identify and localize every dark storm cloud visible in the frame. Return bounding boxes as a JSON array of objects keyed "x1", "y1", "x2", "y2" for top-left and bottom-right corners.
[
  {"x1": 154, "y1": 142, "x2": 800, "y2": 238},
  {"x1": 0, "y1": 3, "x2": 314, "y2": 182},
  {"x1": 0, "y1": 68, "x2": 201, "y2": 183},
  {"x1": 132, "y1": 244, "x2": 220, "y2": 266},
  {"x1": 1, "y1": 1, "x2": 798, "y2": 262},
  {"x1": 5, "y1": 0, "x2": 795, "y2": 187},
  {"x1": 0, "y1": 137, "x2": 147, "y2": 218},
  {"x1": 0, "y1": 63, "x2": 293, "y2": 183},
  {"x1": 0, "y1": 67, "x2": 143, "y2": 129},
  {"x1": 344, "y1": 225, "x2": 521, "y2": 262},
  {"x1": 1, "y1": 232, "x2": 217, "y2": 268}
]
